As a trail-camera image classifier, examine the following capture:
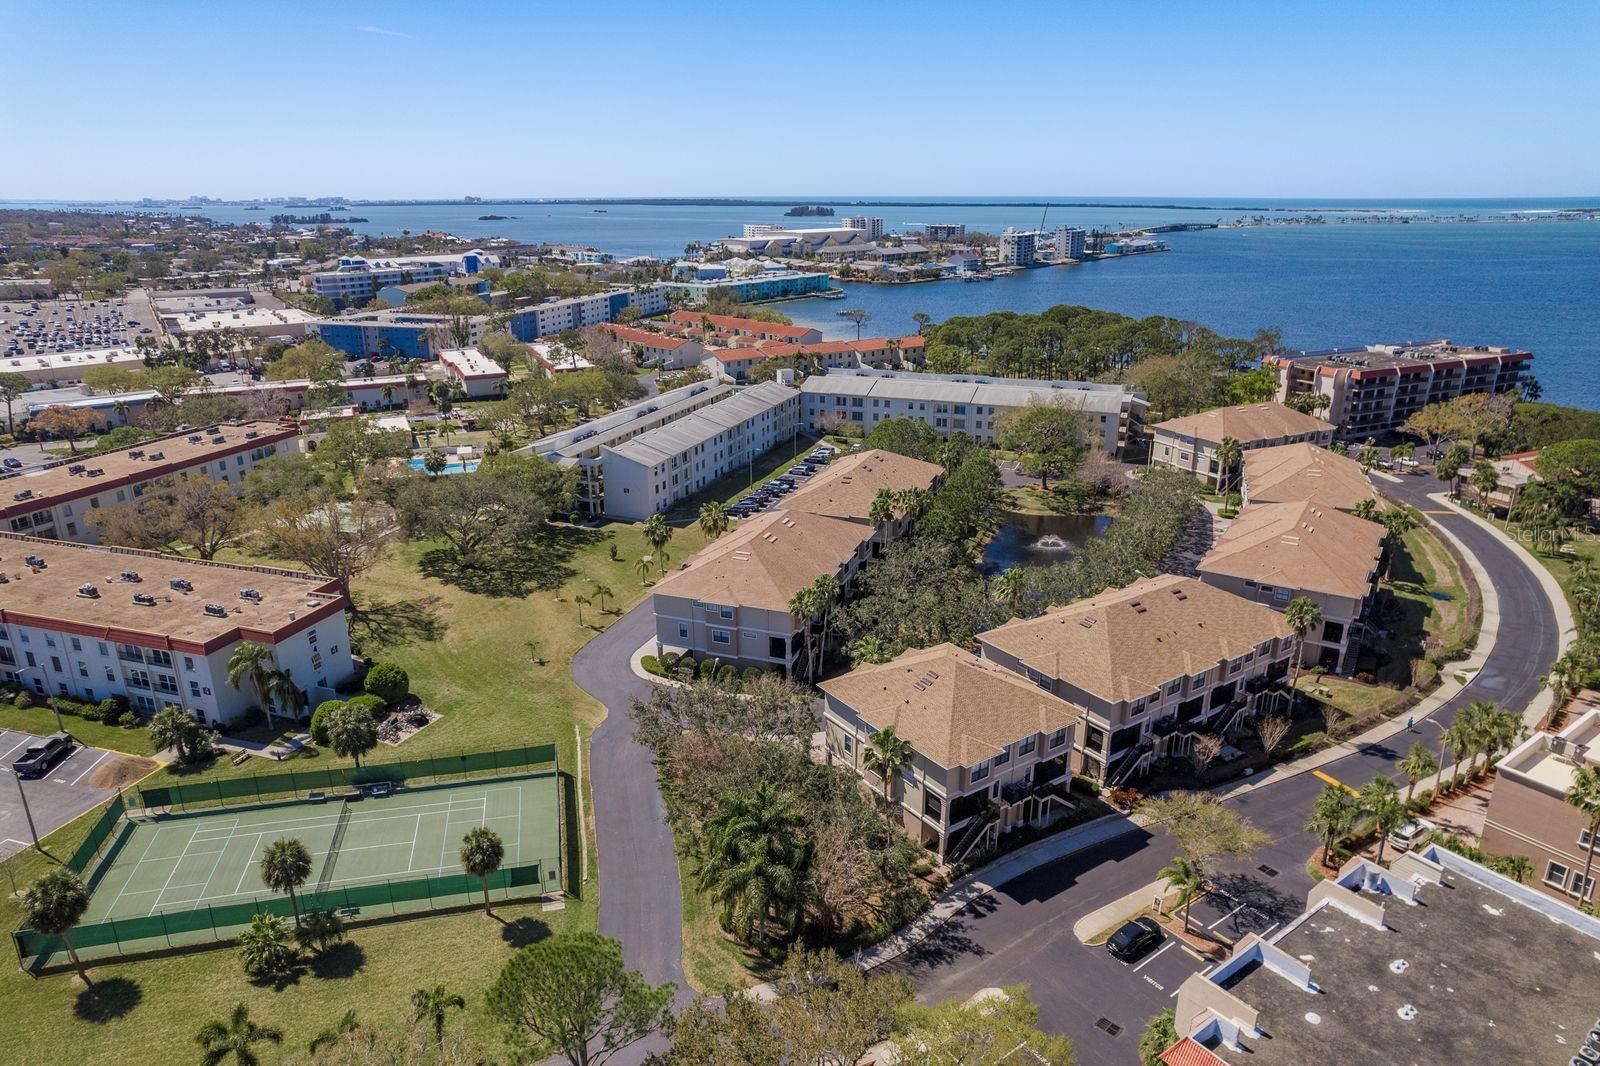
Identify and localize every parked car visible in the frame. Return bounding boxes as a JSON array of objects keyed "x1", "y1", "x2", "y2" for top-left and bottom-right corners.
[
  {"x1": 13, "y1": 732, "x2": 73, "y2": 777},
  {"x1": 1106, "y1": 916, "x2": 1164, "y2": 962},
  {"x1": 3, "y1": 457, "x2": 23, "y2": 469},
  {"x1": 1392, "y1": 817, "x2": 1436, "y2": 852}
]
